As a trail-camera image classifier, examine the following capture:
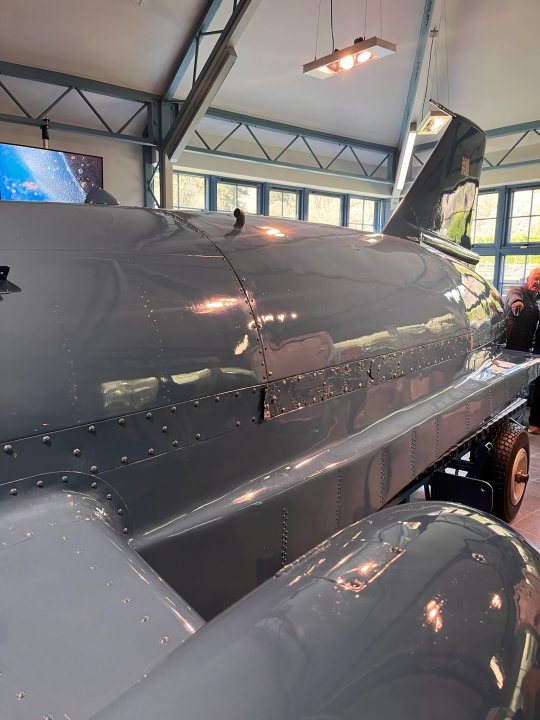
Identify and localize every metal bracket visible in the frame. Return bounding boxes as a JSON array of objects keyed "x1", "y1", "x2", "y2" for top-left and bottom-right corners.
[{"x1": 0, "y1": 266, "x2": 20, "y2": 295}]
